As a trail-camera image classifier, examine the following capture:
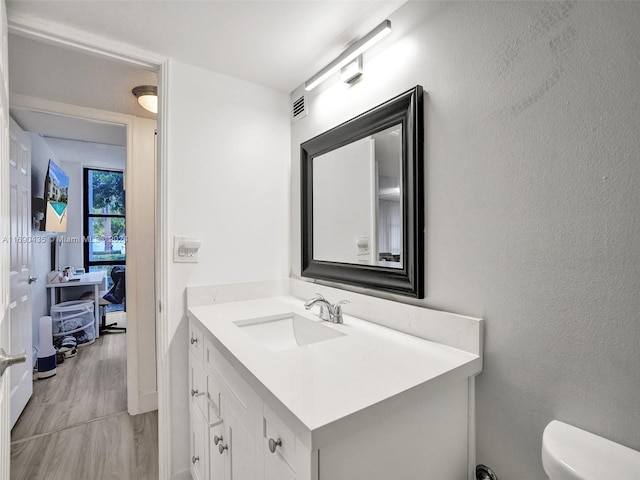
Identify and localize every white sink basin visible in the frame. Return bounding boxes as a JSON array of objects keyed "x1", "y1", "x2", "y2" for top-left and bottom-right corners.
[{"x1": 234, "y1": 313, "x2": 345, "y2": 352}]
